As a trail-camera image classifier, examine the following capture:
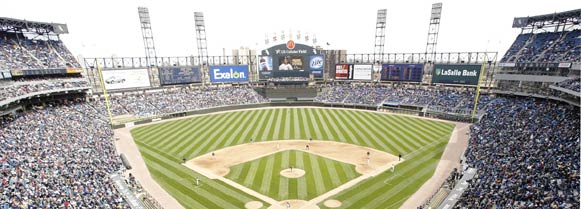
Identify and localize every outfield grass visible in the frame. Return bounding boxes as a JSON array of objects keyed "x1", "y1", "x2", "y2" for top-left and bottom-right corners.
[
  {"x1": 131, "y1": 108, "x2": 455, "y2": 209},
  {"x1": 226, "y1": 150, "x2": 360, "y2": 201}
]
